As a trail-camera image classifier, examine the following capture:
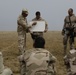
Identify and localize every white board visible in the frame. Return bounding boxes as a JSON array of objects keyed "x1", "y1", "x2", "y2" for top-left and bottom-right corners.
[{"x1": 29, "y1": 21, "x2": 45, "y2": 32}]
